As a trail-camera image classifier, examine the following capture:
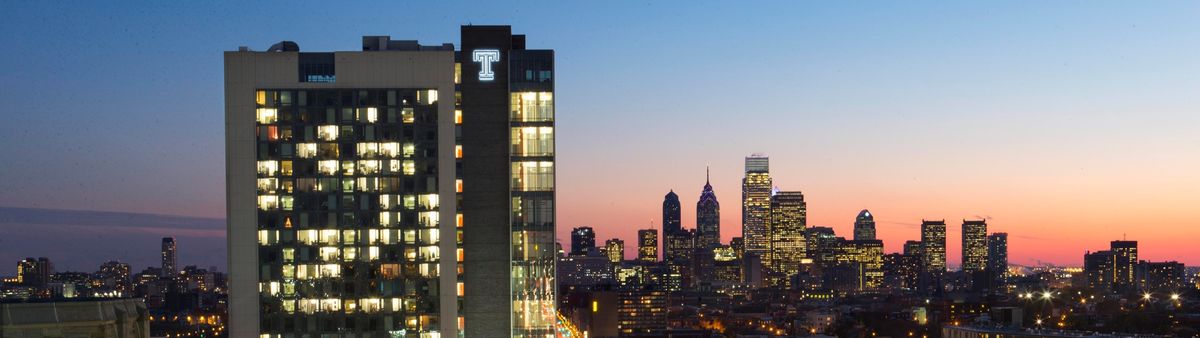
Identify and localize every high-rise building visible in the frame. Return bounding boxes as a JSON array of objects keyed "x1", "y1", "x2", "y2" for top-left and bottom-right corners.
[
  {"x1": 1110, "y1": 240, "x2": 1138, "y2": 291},
  {"x1": 696, "y1": 168, "x2": 721, "y2": 249},
  {"x1": 883, "y1": 253, "x2": 921, "y2": 292},
  {"x1": 1136, "y1": 260, "x2": 1185, "y2": 292},
  {"x1": 768, "y1": 191, "x2": 806, "y2": 285},
  {"x1": 605, "y1": 239, "x2": 625, "y2": 264},
  {"x1": 638, "y1": 229, "x2": 658, "y2": 262},
  {"x1": 834, "y1": 240, "x2": 884, "y2": 291},
  {"x1": 1084, "y1": 250, "x2": 1115, "y2": 292},
  {"x1": 805, "y1": 226, "x2": 839, "y2": 267},
  {"x1": 903, "y1": 240, "x2": 923, "y2": 257},
  {"x1": 664, "y1": 229, "x2": 695, "y2": 290},
  {"x1": 920, "y1": 220, "x2": 946, "y2": 294},
  {"x1": 16, "y1": 257, "x2": 53, "y2": 288},
  {"x1": 741, "y1": 155, "x2": 772, "y2": 260},
  {"x1": 853, "y1": 209, "x2": 876, "y2": 241},
  {"x1": 986, "y1": 233, "x2": 1008, "y2": 291},
  {"x1": 571, "y1": 226, "x2": 596, "y2": 255},
  {"x1": 961, "y1": 220, "x2": 987, "y2": 273},
  {"x1": 920, "y1": 220, "x2": 946, "y2": 273},
  {"x1": 225, "y1": 26, "x2": 556, "y2": 337},
  {"x1": 662, "y1": 190, "x2": 681, "y2": 235},
  {"x1": 161, "y1": 237, "x2": 177, "y2": 278},
  {"x1": 98, "y1": 261, "x2": 132, "y2": 293}
]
